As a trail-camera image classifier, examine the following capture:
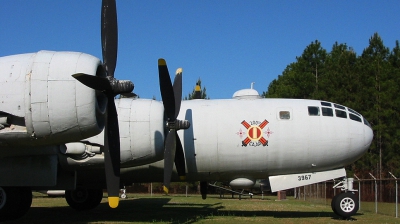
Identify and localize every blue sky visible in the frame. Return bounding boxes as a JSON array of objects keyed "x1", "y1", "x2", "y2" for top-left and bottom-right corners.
[{"x1": 1, "y1": 1, "x2": 399, "y2": 99}]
